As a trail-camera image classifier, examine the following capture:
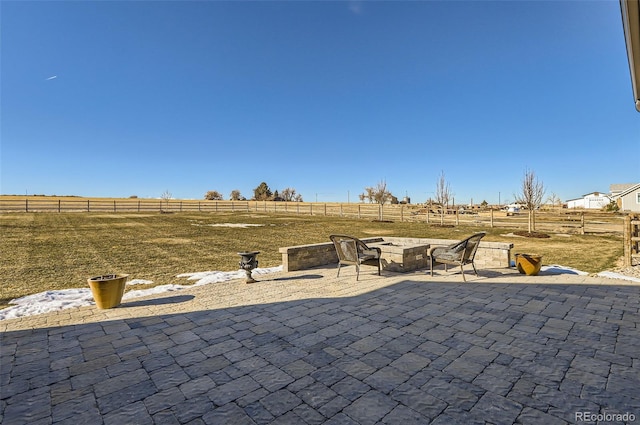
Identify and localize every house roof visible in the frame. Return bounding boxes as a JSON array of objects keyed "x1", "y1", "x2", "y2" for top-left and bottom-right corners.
[
  {"x1": 567, "y1": 192, "x2": 610, "y2": 202},
  {"x1": 581, "y1": 192, "x2": 609, "y2": 197},
  {"x1": 612, "y1": 182, "x2": 640, "y2": 198},
  {"x1": 610, "y1": 183, "x2": 637, "y2": 193},
  {"x1": 621, "y1": 0, "x2": 640, "y2": 112}
]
